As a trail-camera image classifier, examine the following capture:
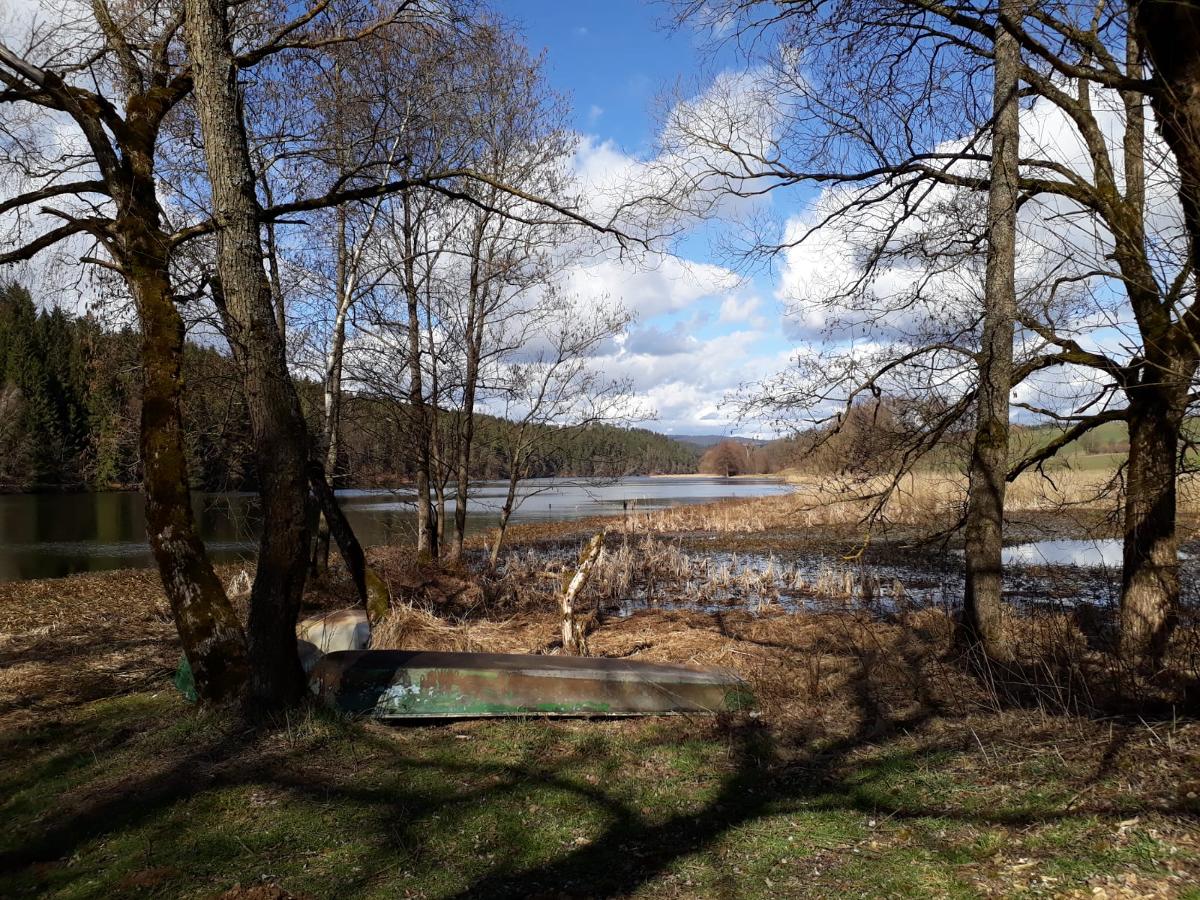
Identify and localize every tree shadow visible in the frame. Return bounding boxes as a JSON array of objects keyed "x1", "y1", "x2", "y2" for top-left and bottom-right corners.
[{"x1": 3, "y1": 629, "x2": 1197, "y2": 898}]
